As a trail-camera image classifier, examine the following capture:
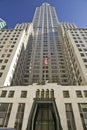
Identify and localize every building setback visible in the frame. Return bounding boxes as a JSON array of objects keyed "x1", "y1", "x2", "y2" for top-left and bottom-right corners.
[{"x1": 0, "y1": 2, "x2": 87, "y2": 130}]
